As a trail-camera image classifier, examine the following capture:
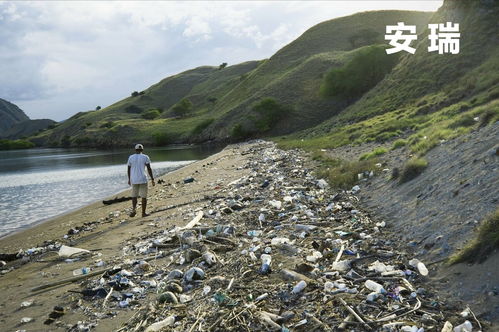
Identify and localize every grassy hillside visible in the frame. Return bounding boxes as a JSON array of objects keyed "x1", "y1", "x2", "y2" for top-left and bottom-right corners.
[
  {"x1": 30, "y1": 10, "x2": 432, "y2": 148},
  {"x1": 279, "y1": 0, "x2": 499, "y2": 155}
]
